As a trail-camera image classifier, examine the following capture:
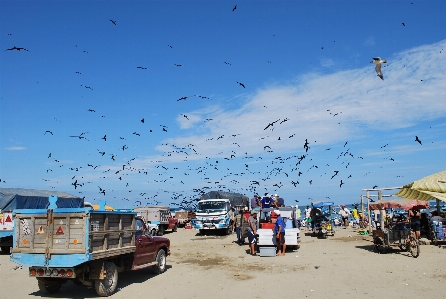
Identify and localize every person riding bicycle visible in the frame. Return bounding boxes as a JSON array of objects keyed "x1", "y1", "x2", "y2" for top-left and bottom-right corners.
[{"x1": 408, "y1": 208, "x2": 421, "y2": 240}]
